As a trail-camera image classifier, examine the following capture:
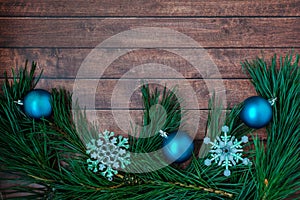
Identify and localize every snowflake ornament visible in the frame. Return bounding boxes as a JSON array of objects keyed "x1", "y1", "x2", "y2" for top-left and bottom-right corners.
[
  {"x1": 204, "y1": 126, "x2": 251, "y2": 176},
  {"x1": 86, "y1": 130, "x2": 131, "y2": 181}
]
